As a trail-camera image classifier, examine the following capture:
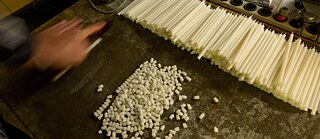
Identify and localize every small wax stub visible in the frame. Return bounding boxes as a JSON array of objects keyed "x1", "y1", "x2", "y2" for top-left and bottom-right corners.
[
  {"x1": 176, "y1": 114, "x2": 180, "y2": 120},
  {"x1": 98, "y1": 84, "x2": 104, "y2": 88},
  {"x1": 187, "y1": 104, "x2": 192, "y2": 110},
  {"x1": 194, "y1": 95, "x2": 200, "y2": 100},
  {"x1": 186, "y1": 77, "x2": 192, "y2": 81},
  {"x1": 152, "y1": 132, "x2": 156, "y2": 137},
  {"x1": 181, "y1": 103, "x2": 186, "y2": 108},
  {"x1": 182, "y1": 123, "x2": 188, "y2": 128},
  {"x1": 169, "y1": 114, "x2": 175, "y2": 120},
  {"x1": 98, "y1": 130, "x2": 102, "y2": 134},
  {"x1": 160, "y1": 125, "x2": 165, "y2": 131},
  {"x1": 214, "y1": 126, "x2": 219, "y2": 133},
  {"x1": 213, "y1": 97, "x2": 219, "y2": 103},
  {"x1": 93, "y1": 112, "x2": 99, "y2": 118},
  {"x1": 184, "y1": 116, "x2": 190, "y2": 121},
  {"x1": 199, "y1": 113, "x2": 205, "y2": 119},
  {"x1": 97, "y1": 88, "x2": 103, "y2": 92},
  {"x1": 169, "y1": 130, "x2": 176, "y2": 135},
  {"x1": 181, "y1": 107, "x2": 187, "y2": 113},
  {"x1": 107, "y1": 95, "x2": 112, "y2": 99},
  {"x1": 182, "y1": 95, "x2": 187, "y2": 99}
]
